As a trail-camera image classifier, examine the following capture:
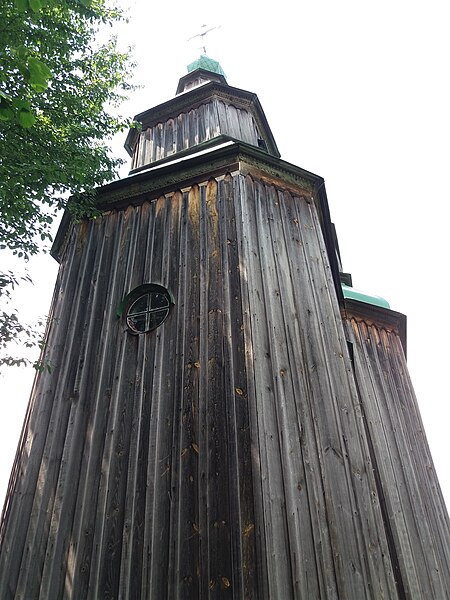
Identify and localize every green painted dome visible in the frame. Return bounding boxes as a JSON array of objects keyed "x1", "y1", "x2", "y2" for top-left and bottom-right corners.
[
  {"x1": 341, "y1": 283, "x2": 390, "y2": 309},
  {"x1": 187, "y1": 55, "x2": 226, "y2": 79}
]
